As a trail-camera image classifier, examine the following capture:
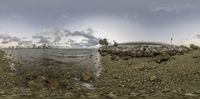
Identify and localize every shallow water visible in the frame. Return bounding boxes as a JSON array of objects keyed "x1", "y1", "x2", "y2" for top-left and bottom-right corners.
[{"x1": 3, "y1": 48, "x2": 102, "y2": 77}]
